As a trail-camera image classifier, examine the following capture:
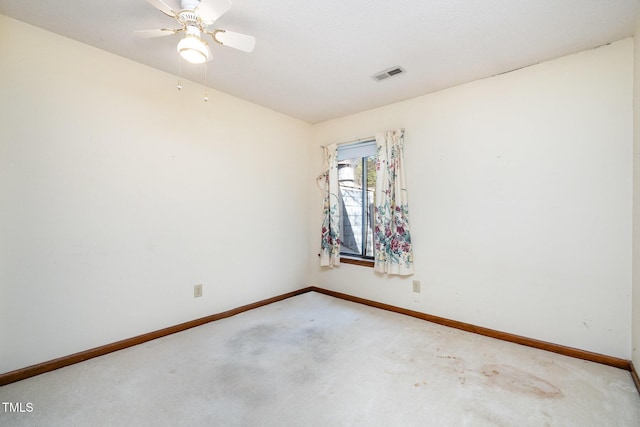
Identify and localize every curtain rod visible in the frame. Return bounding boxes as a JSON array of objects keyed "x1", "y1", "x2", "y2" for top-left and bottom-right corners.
[
  {"x1": 320, "y1": 135, "x2": 376, "y2": 149},
  {"x1": 319, "y1": 128, "x2": 405, "y2": 149}
]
